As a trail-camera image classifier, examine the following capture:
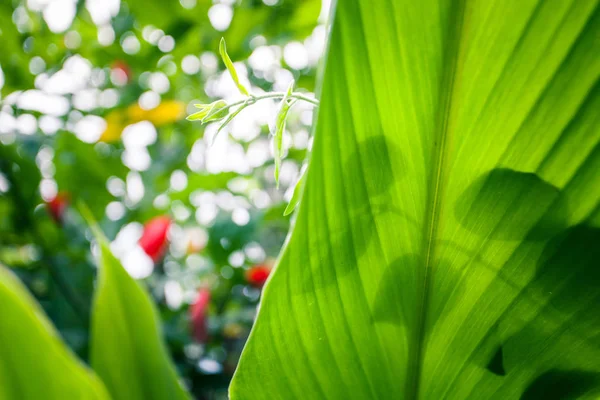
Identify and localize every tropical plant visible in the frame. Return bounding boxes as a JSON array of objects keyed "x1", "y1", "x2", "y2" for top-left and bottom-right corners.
[
  {"x1": 0, "y1": 211, "x2": 191, "y2": 399},
  {"x1": 229, "y1": 0, "x2": 600, "y2": 399},
  {"x1": 1, "y1": 0, "x2": 599, "y2": 399}
]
